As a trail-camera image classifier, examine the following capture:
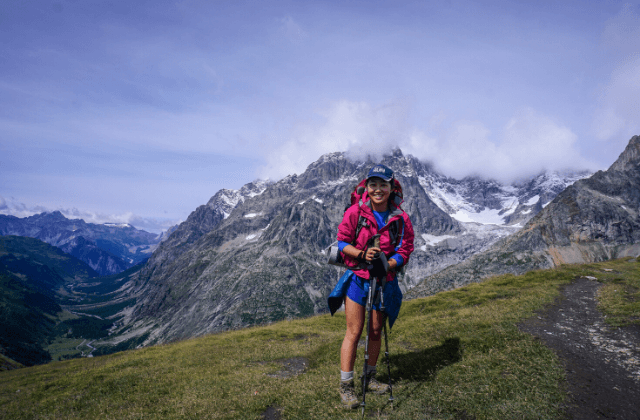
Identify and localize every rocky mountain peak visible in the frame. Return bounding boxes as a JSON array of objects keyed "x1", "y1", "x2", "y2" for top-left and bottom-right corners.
[
  {"x1": 380, "y1": 150, "x2": 419, "y2": 178},
  {"x1": 37, "y1": 211, "x2": 70, "y2": 222},
  {"x1": 239, "y1": 180, "x2": 270, "y2": 197},
  {"x1": 112, "y1": 147, "x2": 594, "y2": 346},
  {"x1": 609, "y1": 135, "x2": 640, "y2": 173},
  {"x1": 296, "y1": 152, "x2": 360, "y2": 190},
  {"x1": 391, "y1": 148, "x2": 404, "y2": 158}
]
